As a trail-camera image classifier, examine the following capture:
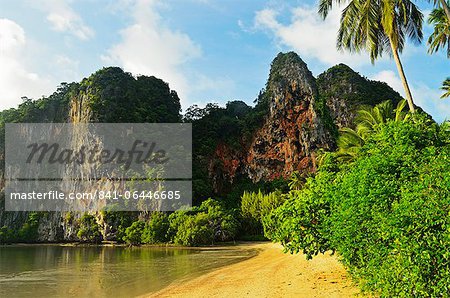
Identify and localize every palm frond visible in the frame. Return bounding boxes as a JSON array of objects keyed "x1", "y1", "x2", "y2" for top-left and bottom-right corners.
[
  {"x1": 428, "y1": 8, "x2": 450, "y2": 57},
  {"x1": 441, "y1": 78, "x2": 450, "y2": 98}
]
